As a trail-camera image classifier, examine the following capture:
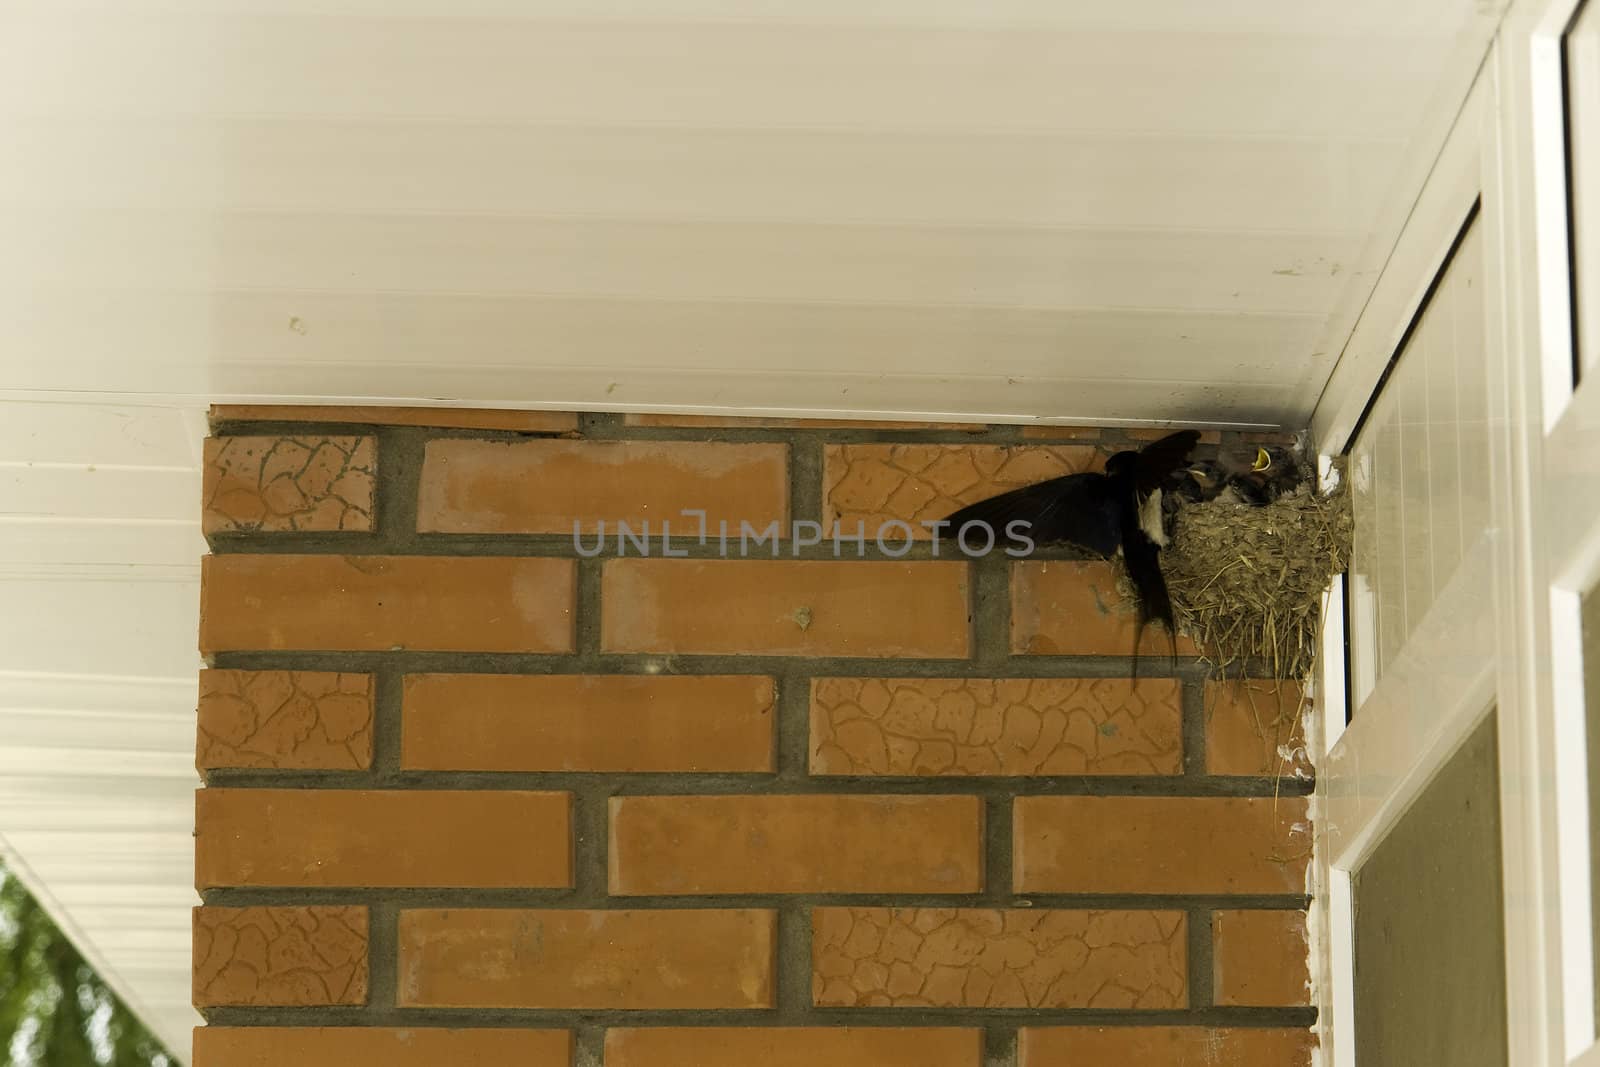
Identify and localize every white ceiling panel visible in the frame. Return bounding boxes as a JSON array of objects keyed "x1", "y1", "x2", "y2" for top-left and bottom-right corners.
[
  {"x1": 30, "y1": 209, "x2": 1360, "y2": 314},
  {"x1": 2, "y1": 0, "x2": 1470, "y2": 37},
  {"x1": 0, "y1": 402, "x2": 203, "y2": 1060},
  {"x1": 1, "y1": 15, "x2": 1442, "y2": 138},
  {"x1": 0, "y1": 523, "x2": 204, "y2": 569},
  {"x1": 11, "y1": 121, "x2": 1401, "y2": 233},
  {"x1": 2, "y1": 0, "x2": 1499, "y2": 426},
  {"x1": 0, "y1": 676, "x2": 203, "y2": 1060}
]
